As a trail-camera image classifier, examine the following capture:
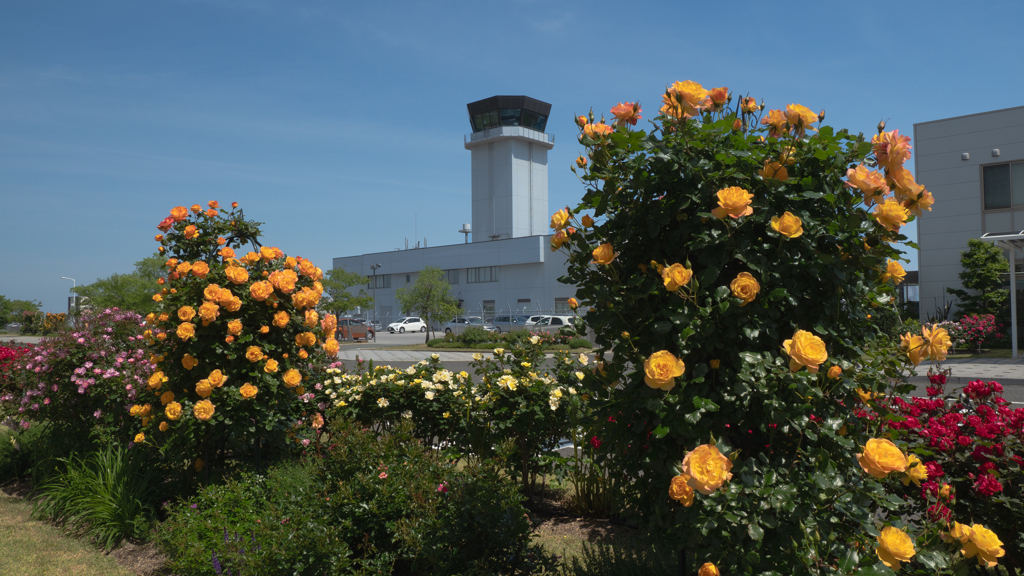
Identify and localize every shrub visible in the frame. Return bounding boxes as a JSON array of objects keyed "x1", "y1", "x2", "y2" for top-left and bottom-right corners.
[
  {"x1": 161, "y1": 419, "x2": 556, "y2": 575},
  {"x1": 459, "y1": 325, "x2": 494, "y2": 345},
  {"x1": 135, "y1": 201, "x2": 337, "y2": 473},
  {"x1": 0, "y1": 308, "x2": 152, "y2": 449},
  {"x1": 0, "y1": 418, "x2": 49, "y2": 482},
  {"x1": 32, "y1": 445, "x2": 158, "y2": 550},
  {"x1": 557, "y1": 82, "x2": 958, "y2": 573},
  {"x1": 568, "y1": 338, "x2": 592, "y2": 349}
]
